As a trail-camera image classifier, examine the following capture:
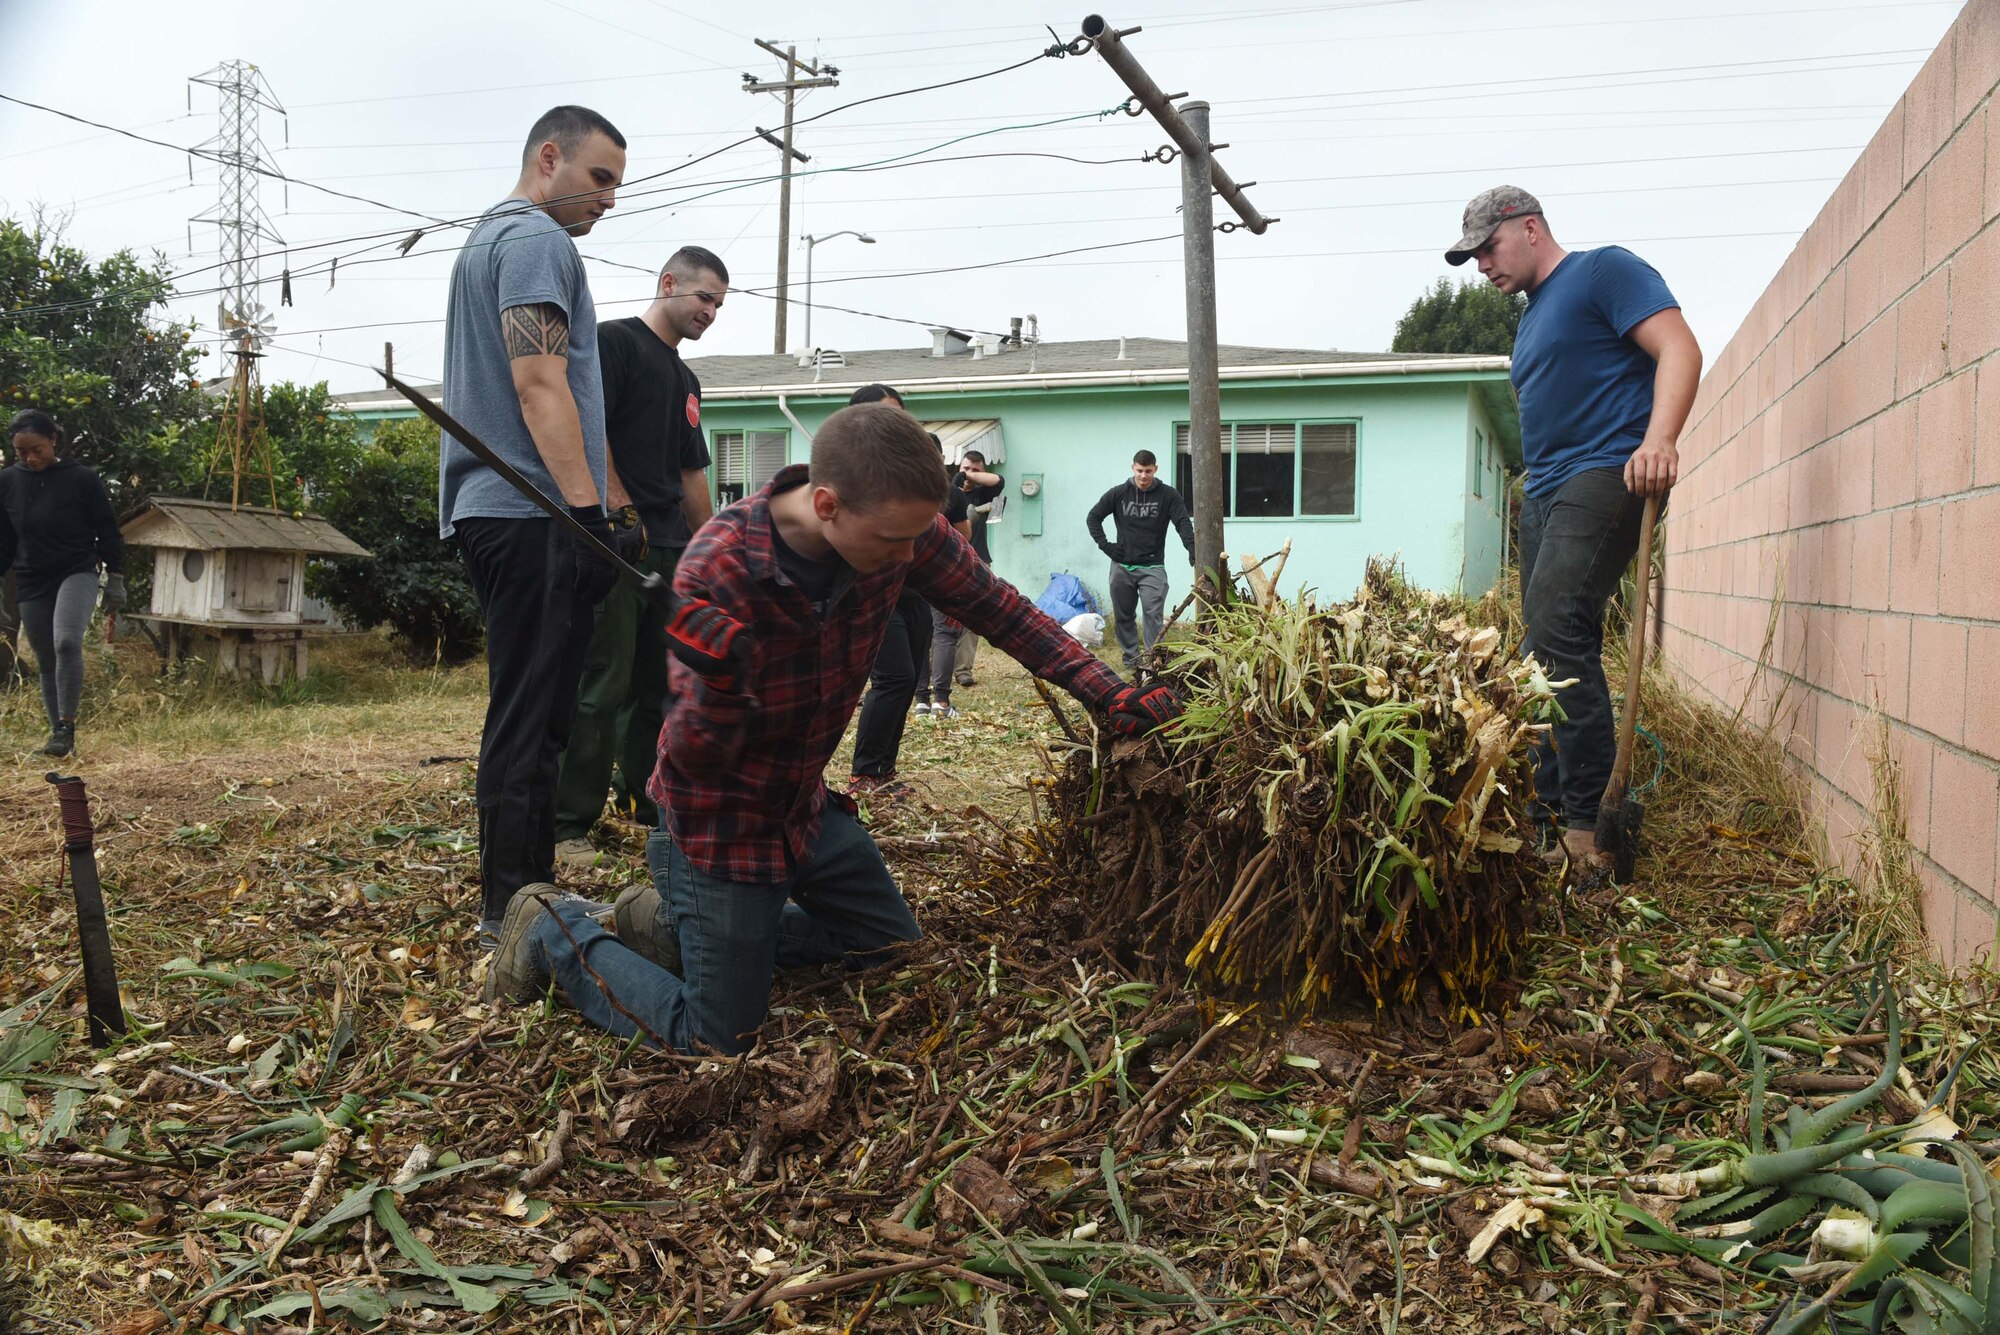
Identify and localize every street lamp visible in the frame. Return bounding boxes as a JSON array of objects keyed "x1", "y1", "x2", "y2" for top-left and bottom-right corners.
[{"x1": 801, "y1": 230, "x2": 875, "y2": 351}]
